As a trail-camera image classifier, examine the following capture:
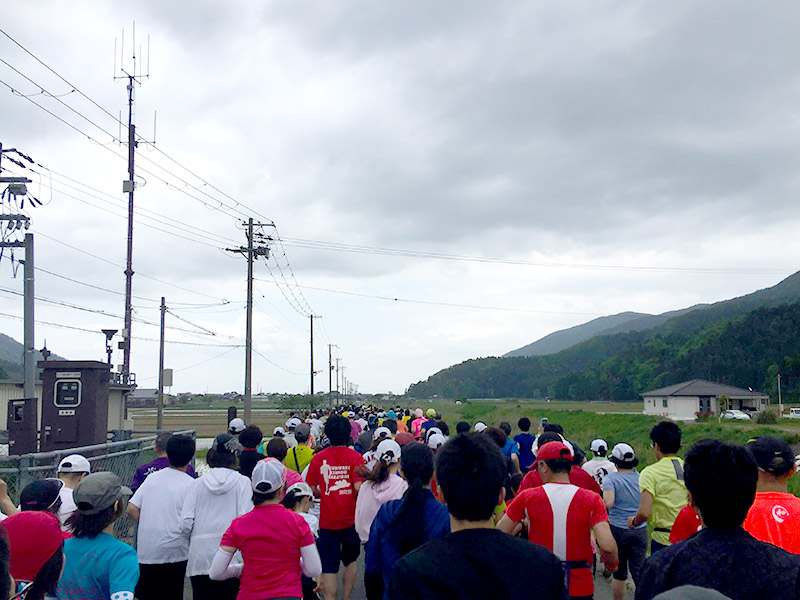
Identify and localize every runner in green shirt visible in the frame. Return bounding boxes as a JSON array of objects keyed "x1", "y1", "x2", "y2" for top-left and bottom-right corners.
[{"x1": 628, "y1": 421, "x2": 687, "y2": 552}]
